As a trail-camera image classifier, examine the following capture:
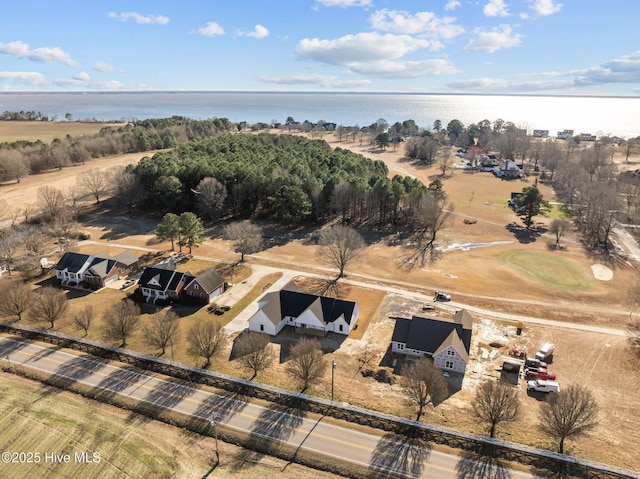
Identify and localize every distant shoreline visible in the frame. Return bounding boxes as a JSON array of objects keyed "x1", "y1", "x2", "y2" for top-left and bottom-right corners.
[{"x1": 1, "y1": 90, "x2": 639, "y2": 100}]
